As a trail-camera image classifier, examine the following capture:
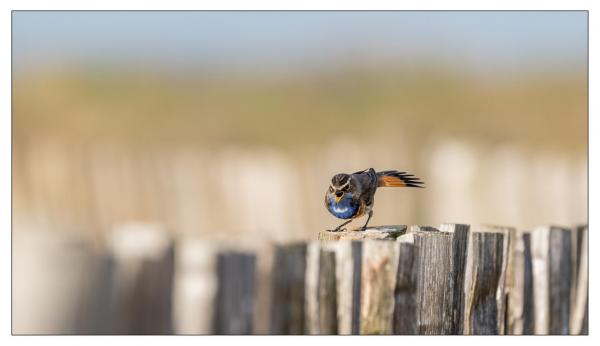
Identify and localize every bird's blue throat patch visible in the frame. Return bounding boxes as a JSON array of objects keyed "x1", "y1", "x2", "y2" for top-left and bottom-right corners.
[{"x1": 328, "y1": 193, "x2": 358, "y2": 219}]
